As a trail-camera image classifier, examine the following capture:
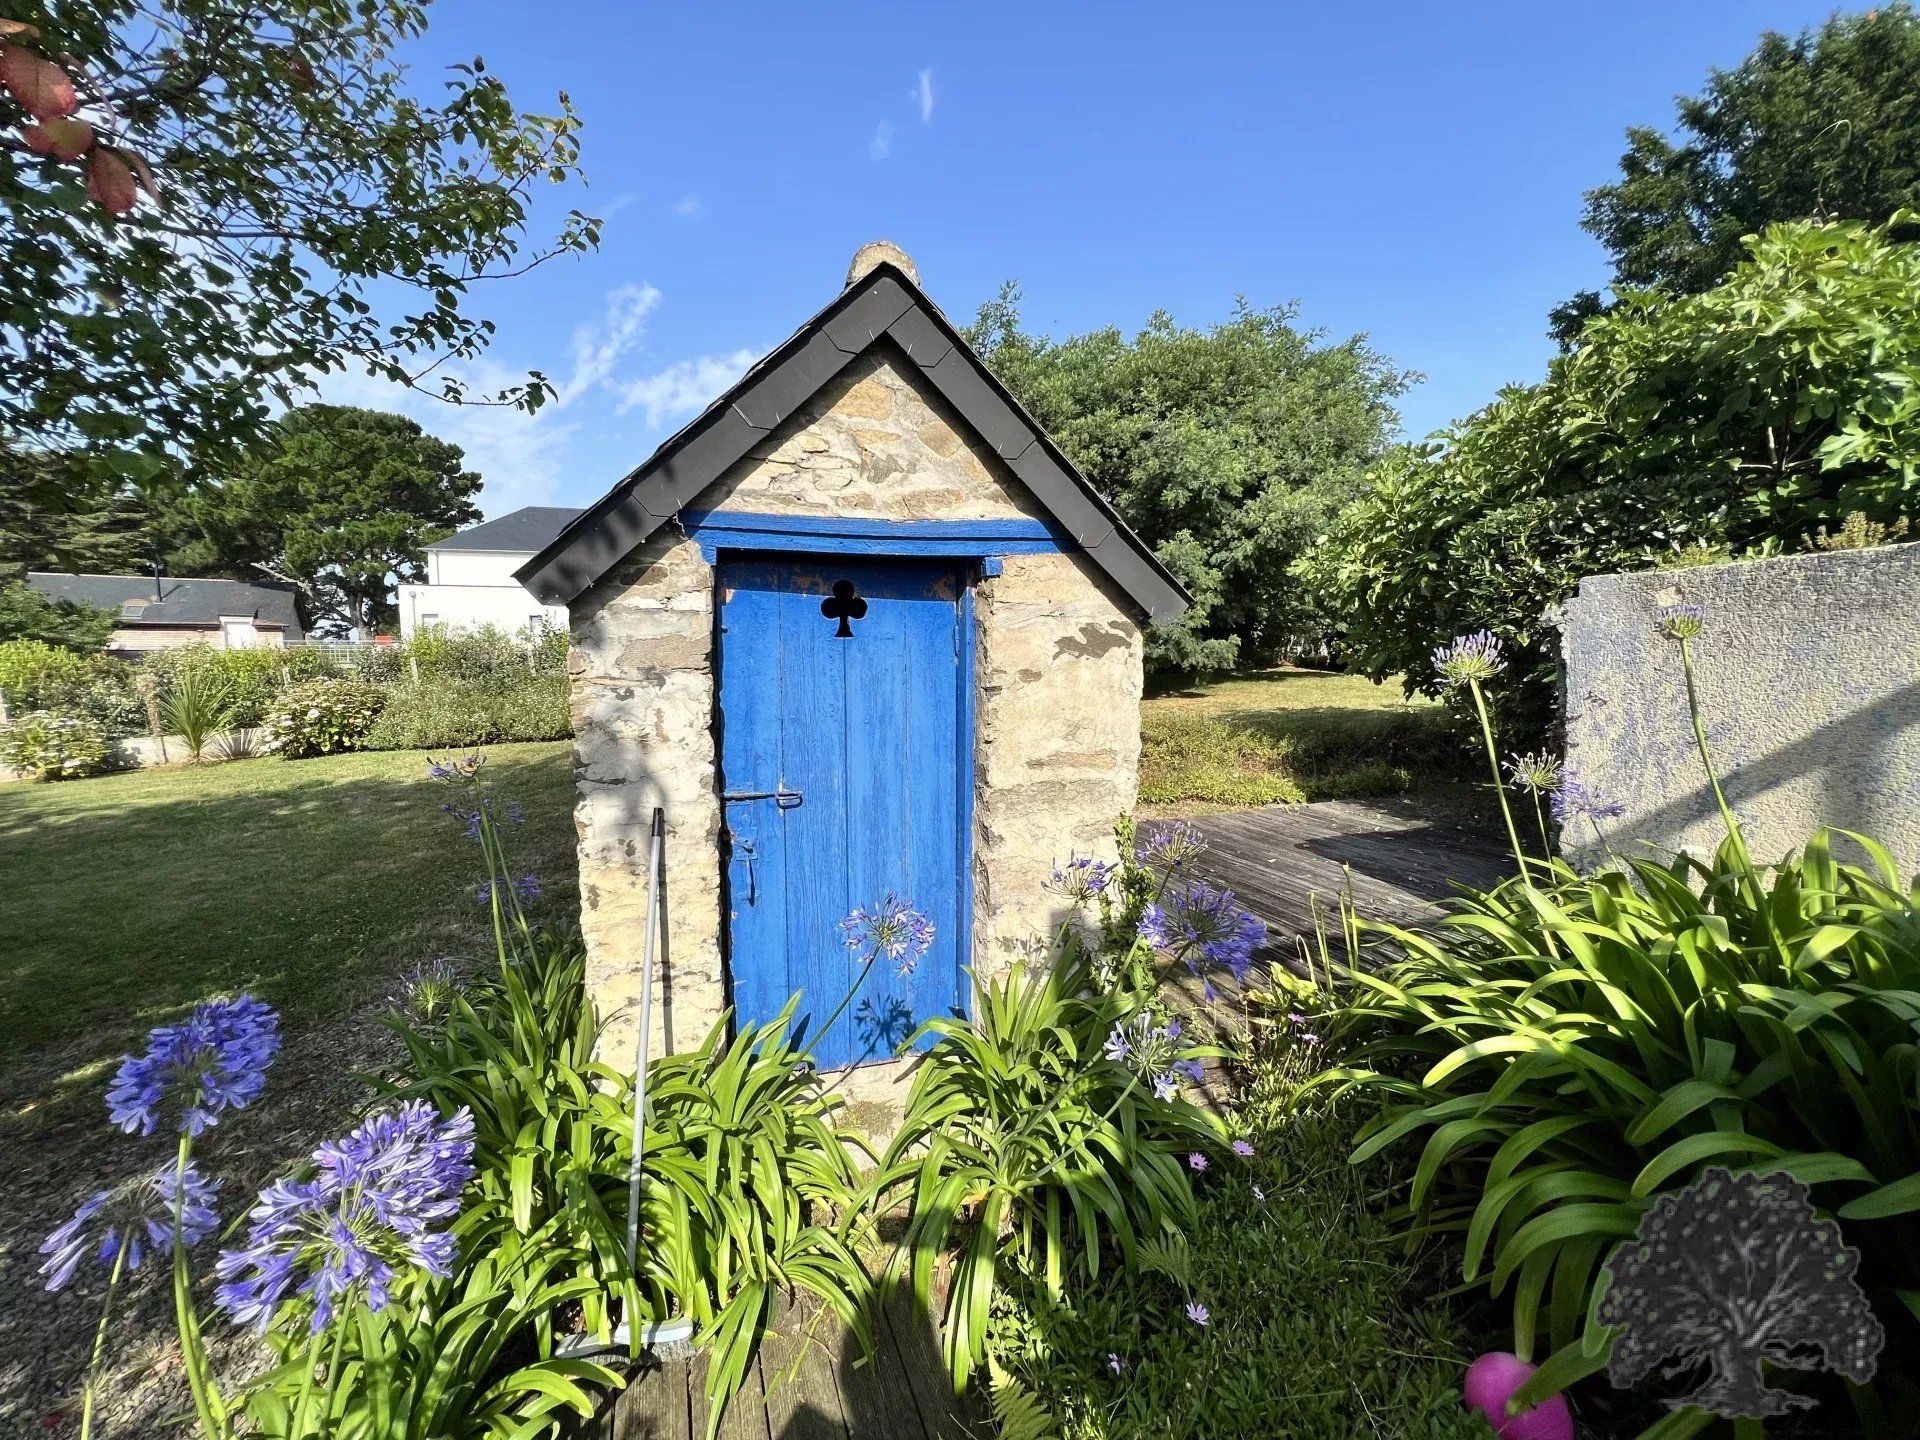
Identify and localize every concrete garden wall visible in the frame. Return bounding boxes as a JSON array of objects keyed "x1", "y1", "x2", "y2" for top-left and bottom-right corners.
[
  {"x1": 566, "y1": 349, "x2": 1144, "y2": 1118},
  {"x1": 1559, "y1": 544, "x2": 1920, "y2": 877}
]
